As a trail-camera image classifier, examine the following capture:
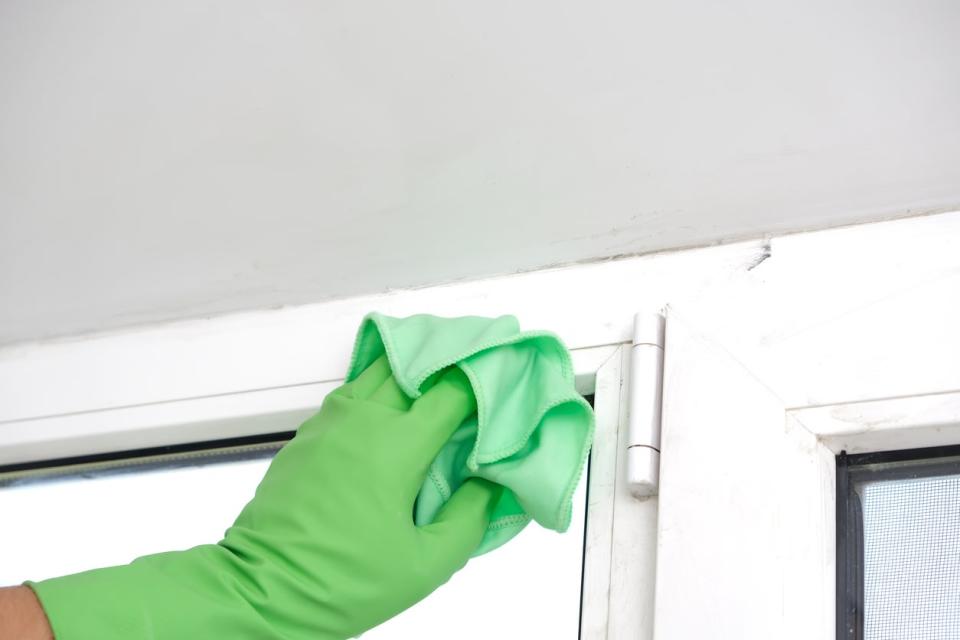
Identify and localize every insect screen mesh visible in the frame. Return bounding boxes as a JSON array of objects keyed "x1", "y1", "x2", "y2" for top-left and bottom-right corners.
[{"x1": 860, "y1": 474, "x2": 960, "y2": 640}]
